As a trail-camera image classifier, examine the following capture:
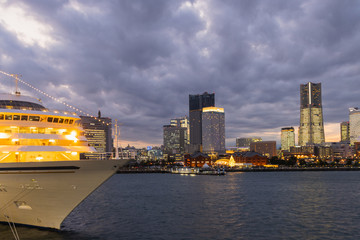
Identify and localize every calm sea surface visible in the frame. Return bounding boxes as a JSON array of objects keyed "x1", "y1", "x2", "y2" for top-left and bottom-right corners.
[{"x1": 1, "y1": 172, "x2": 360, "y2": 240}]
